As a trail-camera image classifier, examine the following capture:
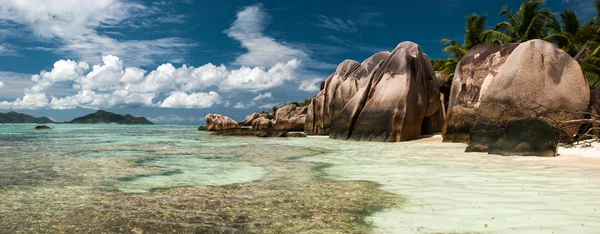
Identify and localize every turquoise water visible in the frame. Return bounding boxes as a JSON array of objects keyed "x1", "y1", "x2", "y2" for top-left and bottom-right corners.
[{"x1": 2, "y1": 124, "x2": 600, "y2": 233}]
